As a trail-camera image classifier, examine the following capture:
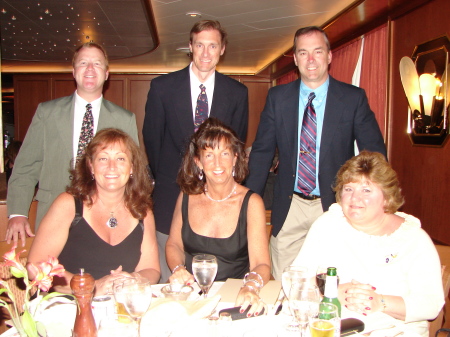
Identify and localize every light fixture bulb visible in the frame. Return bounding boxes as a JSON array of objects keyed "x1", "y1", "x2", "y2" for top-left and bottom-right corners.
[{"x1": 186, "y1": 12, "x2": 201, "y2": 18}]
